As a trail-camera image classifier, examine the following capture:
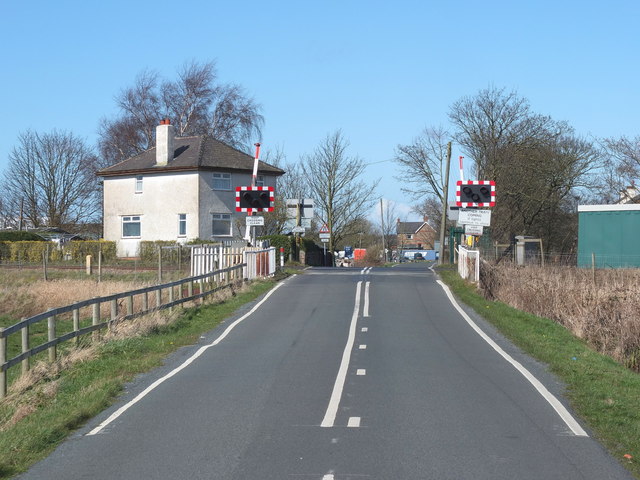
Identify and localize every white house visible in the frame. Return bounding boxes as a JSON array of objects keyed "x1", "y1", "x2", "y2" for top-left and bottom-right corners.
[{"x1": 97, "y1": 120, "x2": 284, "y2": 257}]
